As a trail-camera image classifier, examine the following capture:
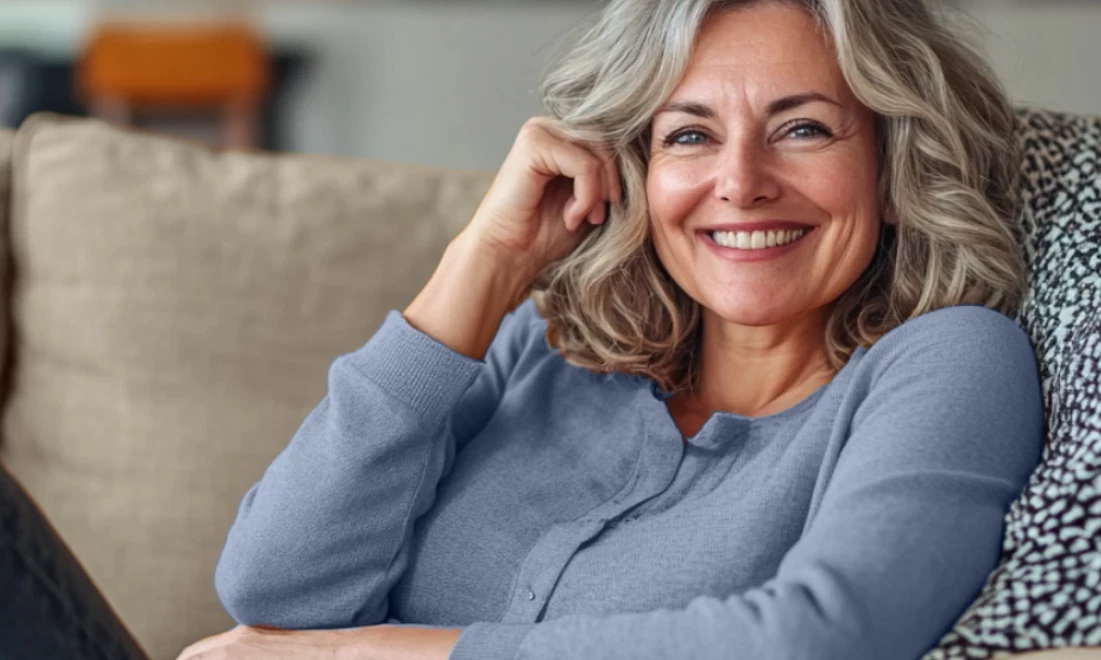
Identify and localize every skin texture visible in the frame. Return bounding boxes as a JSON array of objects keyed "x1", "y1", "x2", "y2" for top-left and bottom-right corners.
[{"x1": 648, "y1": 3, "x2": 882, "y2": 427}]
